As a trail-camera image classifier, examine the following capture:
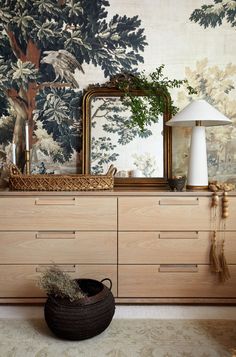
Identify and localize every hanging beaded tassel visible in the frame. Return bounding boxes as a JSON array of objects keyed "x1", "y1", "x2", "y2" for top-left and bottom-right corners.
[
  {"x1": 222, "y1": 191, "x2": 229, "y2": 219},
  {"x1": 219, "y1": 237, "x2": 231, "y2": 282},
  {"x1": 209, "y1": 192, "x2": 221, "y2": 273},
  {"x1": 219, "y1": 192, "x2": 231, "y2": 281},
  {"x1": 209, "y1": 230, "x2": 221, "y2": 273},
  {"x1": 211, "y1": 191, "x2": 219, "y2": 208}
]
